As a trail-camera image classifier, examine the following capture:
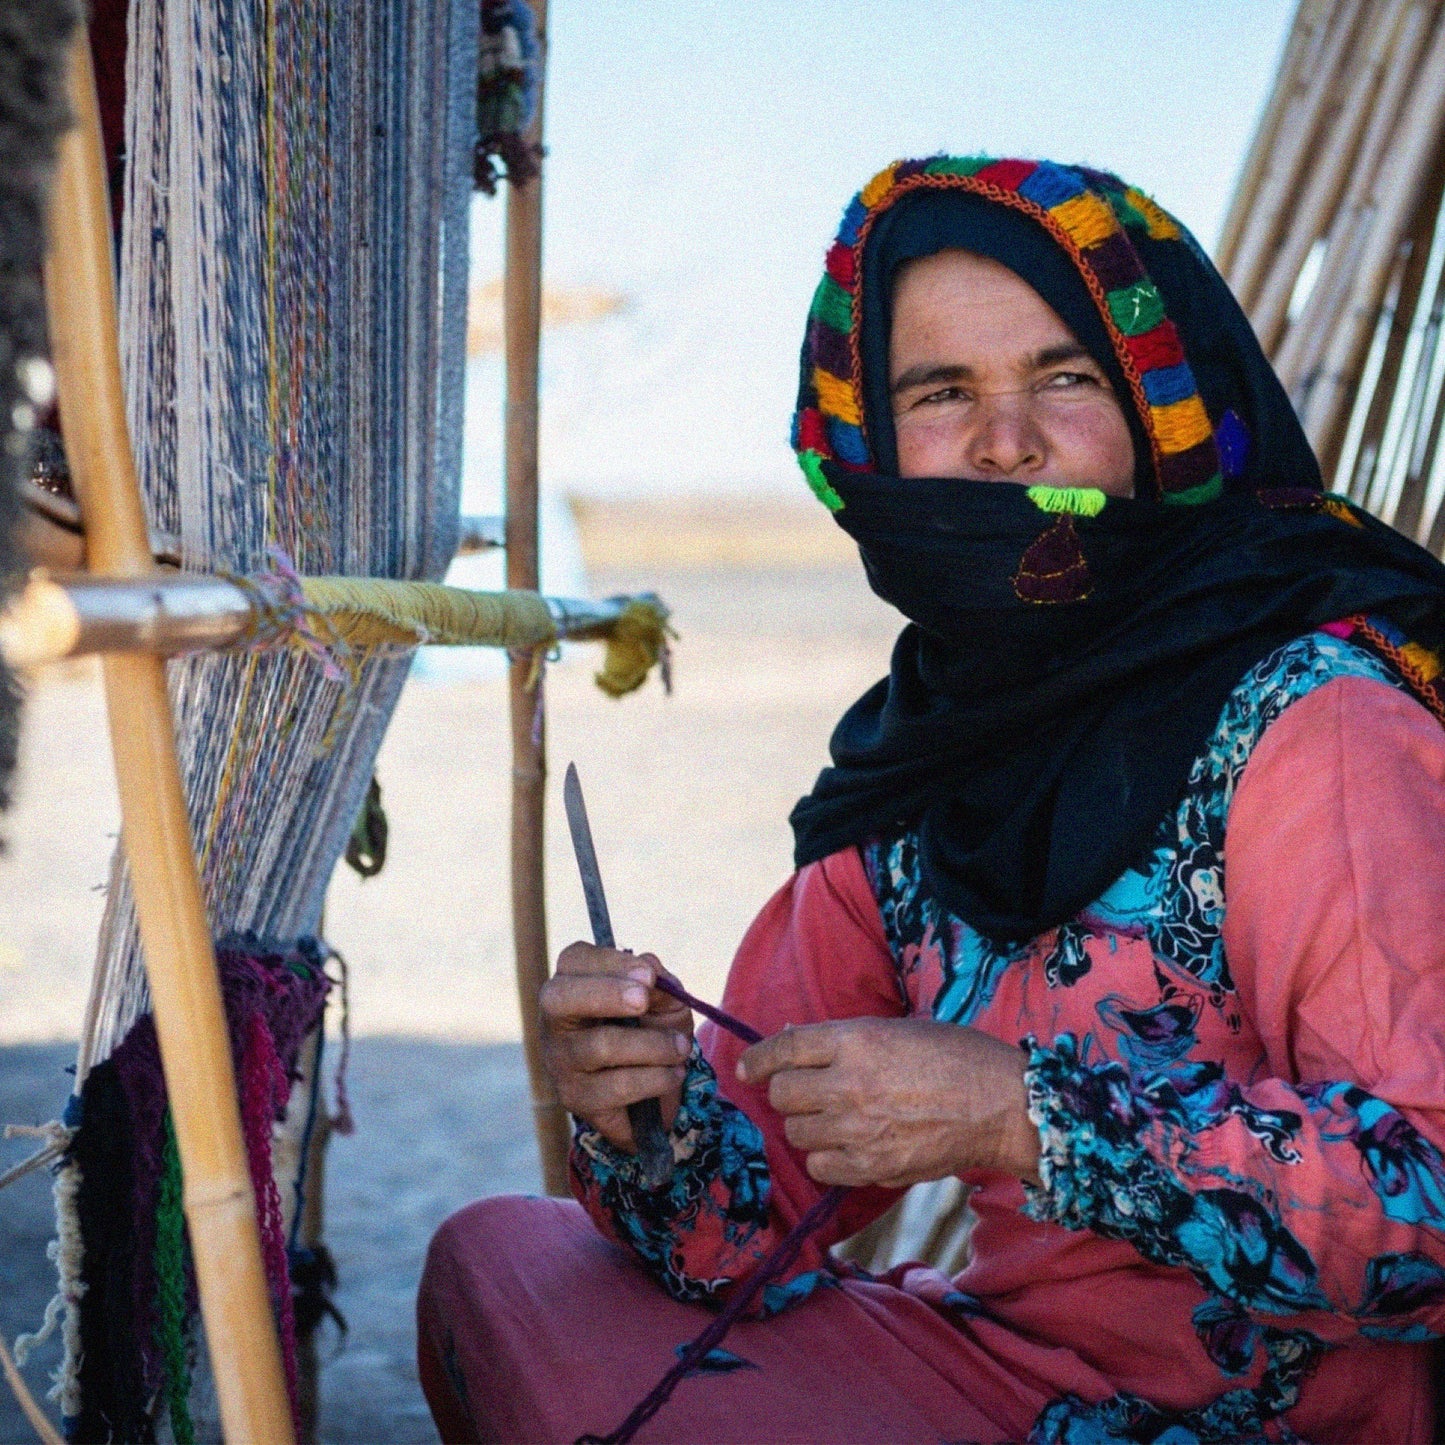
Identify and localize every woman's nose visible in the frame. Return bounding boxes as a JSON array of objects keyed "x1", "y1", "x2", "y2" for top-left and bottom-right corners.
[{"x1": 967, "y1": 394, "x2": 1044, "y2": 477}]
